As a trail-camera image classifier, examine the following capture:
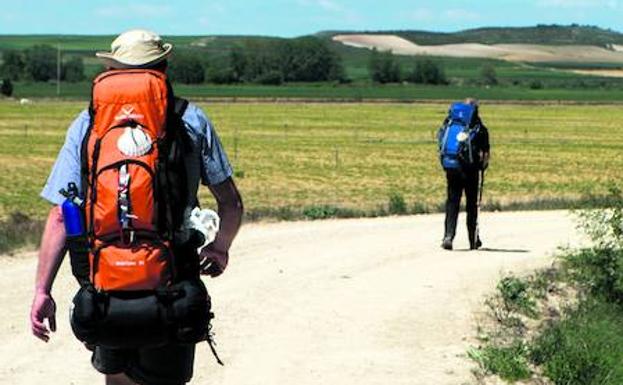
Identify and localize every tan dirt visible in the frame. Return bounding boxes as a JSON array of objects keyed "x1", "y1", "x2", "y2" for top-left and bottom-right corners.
[
  {"x1": 0, "y1": 211, "x2": 582, "y2": 385},
  {"x1": 567, "y1": 69, "x2": 623, "y2": 78},
  {"x1": 333, "y1": 34, "x2": 623, "y2": 64}
]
